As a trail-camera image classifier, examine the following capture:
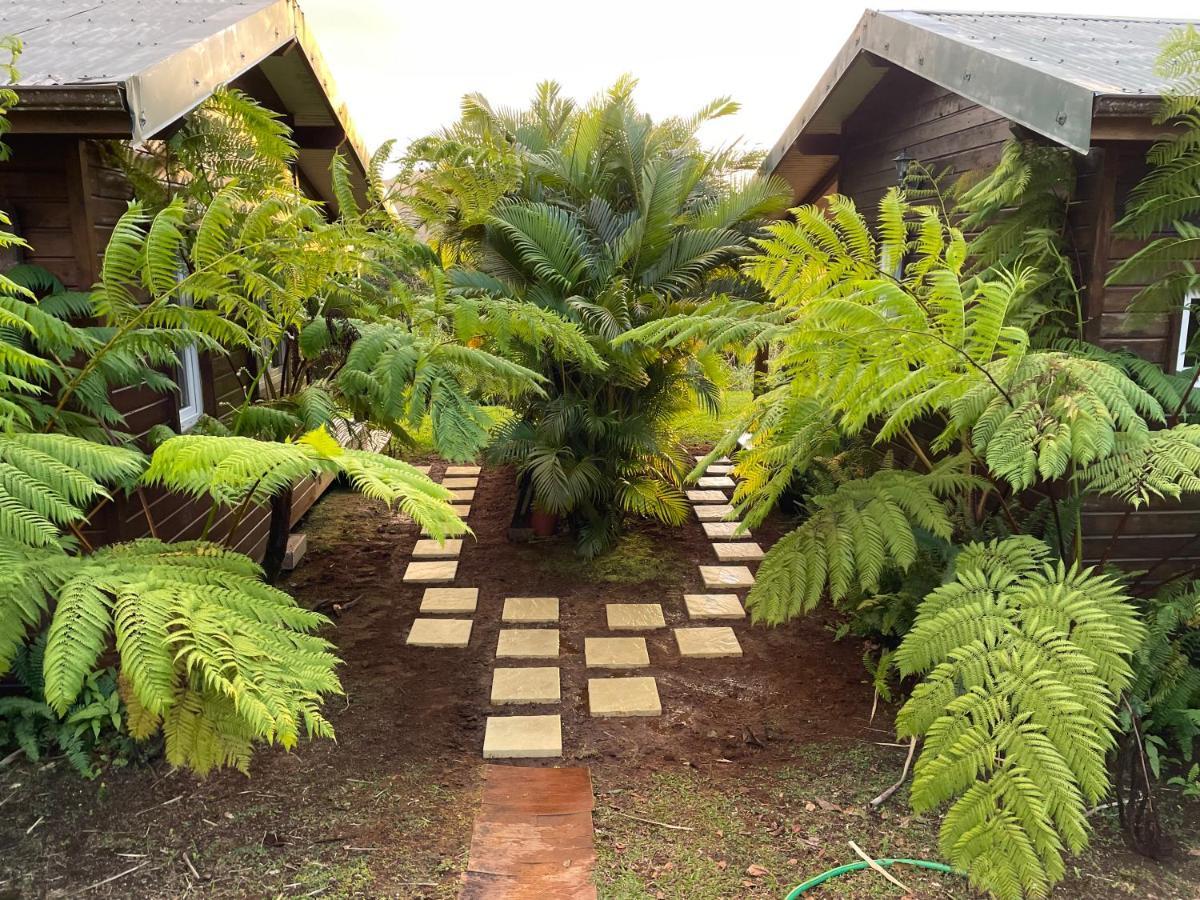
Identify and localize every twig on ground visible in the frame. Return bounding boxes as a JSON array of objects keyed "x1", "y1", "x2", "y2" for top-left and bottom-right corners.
[
  {"x1": 609, "y1": 809, "x2": 694, "y2": 831},
  {"x1": 182, "y1": 852, "x2": 203, "y2": 881},
  {"x1": 849, "y1": 840, "x2": 912, "y2": 894},
  {"x1": 133, "y1": 794, "x2": 184, "y2": 816},
  {"x1": 869, "y1": 737, "x2": 917, "y2": 808},
  {"x1": 26, "y1": 815, "x2": 44, "y2": 835},
  {"x1": 0, "y1": 749, "x2": 22, "y2": 769},
  {"x1": 70, "y1": 861, "x2": 151, "y2": 896}
]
